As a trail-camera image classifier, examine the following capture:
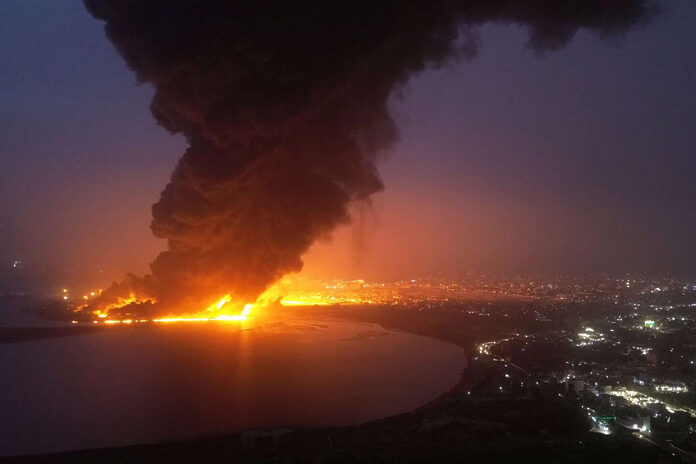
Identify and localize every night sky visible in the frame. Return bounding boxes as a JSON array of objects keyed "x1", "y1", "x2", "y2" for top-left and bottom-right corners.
[{"x1": 1, "y1": 1, "x2": 695, "y2": 288}]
